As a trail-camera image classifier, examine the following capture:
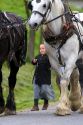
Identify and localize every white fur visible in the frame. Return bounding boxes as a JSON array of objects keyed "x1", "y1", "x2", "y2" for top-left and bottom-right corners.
[{"x1": 75, "y1": 13, "x2": 83, "y2": 22}]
